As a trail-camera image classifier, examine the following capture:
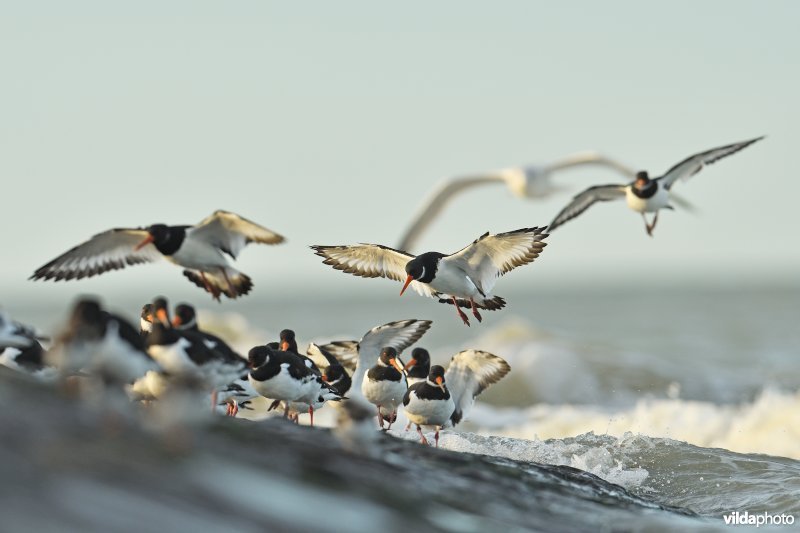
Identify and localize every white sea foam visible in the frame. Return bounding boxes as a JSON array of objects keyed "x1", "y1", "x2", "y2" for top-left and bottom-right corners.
[{"x1": 465, "y1": 388, "x2": 800, "y2": 460}]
